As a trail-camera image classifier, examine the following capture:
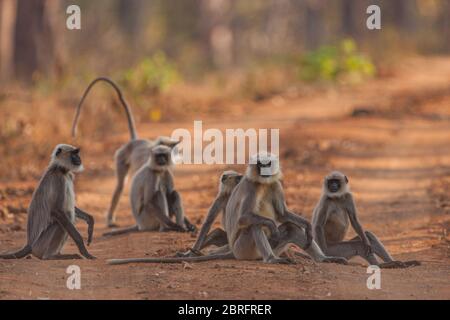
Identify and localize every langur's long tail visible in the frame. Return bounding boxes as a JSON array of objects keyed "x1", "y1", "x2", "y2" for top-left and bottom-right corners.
[
  {"x1": 103, "y1": 225, "x2": 139, "y2": 237},
  {"x1": 71, "y1": 77, "x2": 138, "y2": 140},
  {"x1": 107, "y1": 252, "x2": 235, "y2": 265},
  {"x1": 0, "y1": 245, "x2": 31, "y2": 259}
]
